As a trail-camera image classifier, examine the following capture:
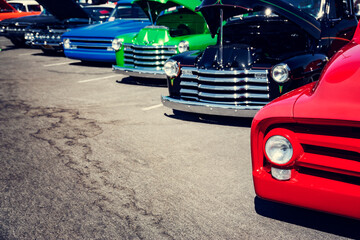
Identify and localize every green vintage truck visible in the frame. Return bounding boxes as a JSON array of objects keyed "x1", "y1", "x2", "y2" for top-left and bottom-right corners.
[{"x1": 112, "y1": 0, "x2": 217, "y2": 79}]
